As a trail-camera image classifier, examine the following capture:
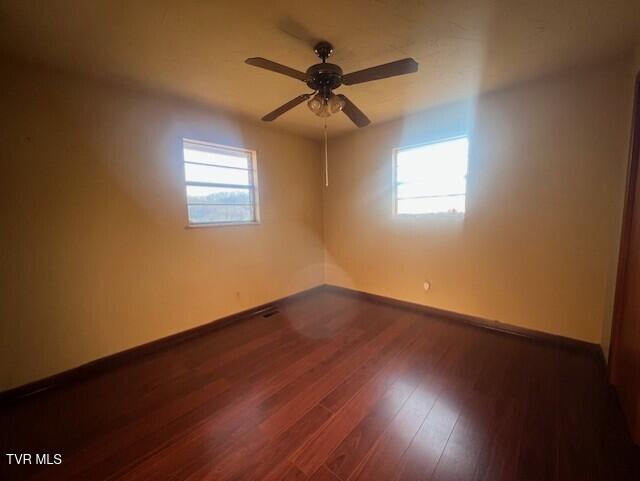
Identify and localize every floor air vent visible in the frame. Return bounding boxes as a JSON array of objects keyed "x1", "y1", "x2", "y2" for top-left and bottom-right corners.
[{"x1": 262, "y1": 309, "x2": 279, "y2": 318}]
